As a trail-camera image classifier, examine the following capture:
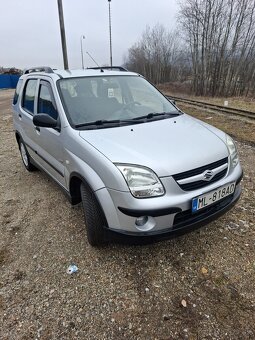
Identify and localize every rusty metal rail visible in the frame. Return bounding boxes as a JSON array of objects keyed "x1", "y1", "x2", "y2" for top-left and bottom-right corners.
[{"x1": 167, "y1": 95, "x2": 255, "y2": 120}]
